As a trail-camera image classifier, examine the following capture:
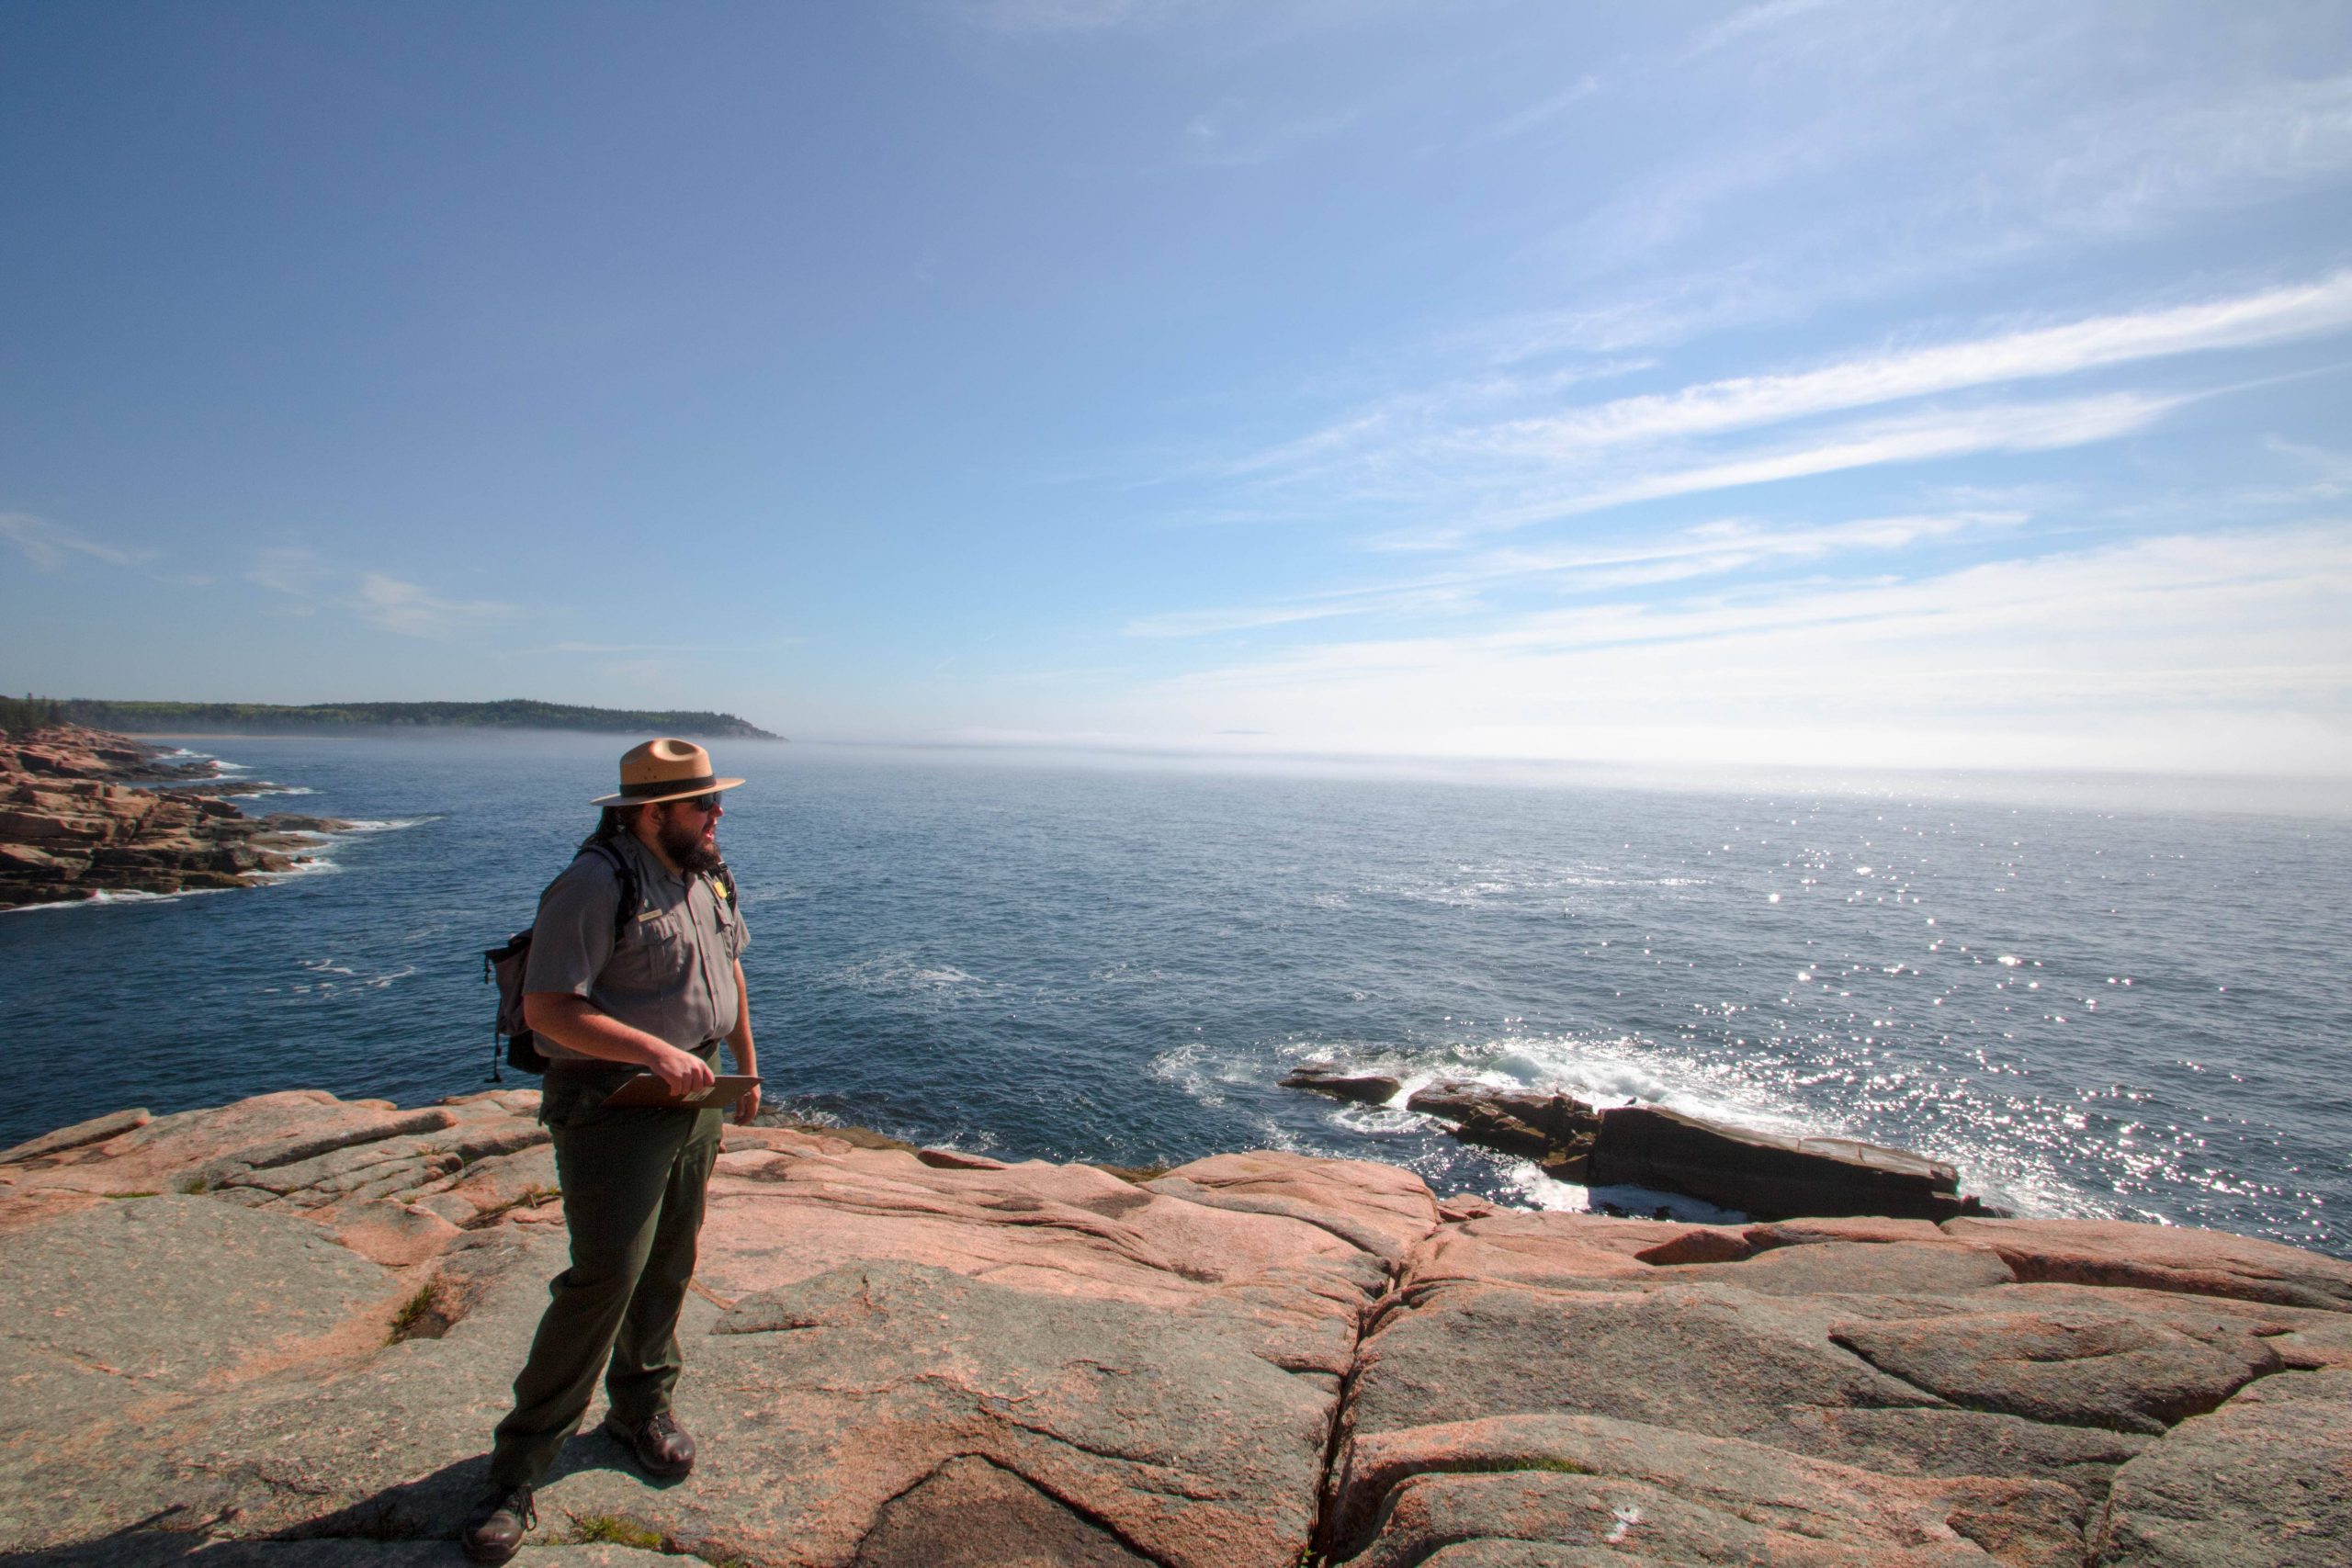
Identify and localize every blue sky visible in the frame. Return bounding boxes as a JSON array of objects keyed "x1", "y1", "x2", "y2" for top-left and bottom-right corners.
[{"x1": 3, "y1": 1, "x2": 2349, "y2": 773}]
